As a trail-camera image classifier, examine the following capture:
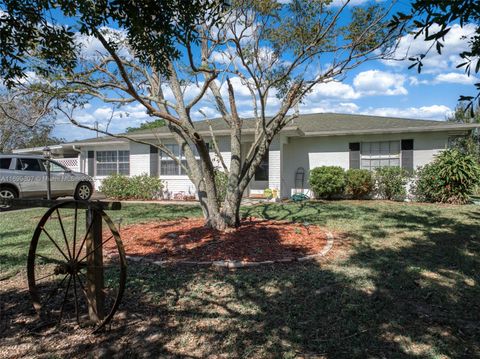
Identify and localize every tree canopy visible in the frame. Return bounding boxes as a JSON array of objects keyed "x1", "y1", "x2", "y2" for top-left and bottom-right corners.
[
  {"x1": 391, "y1": 1, "x2": 480, "y2": 113},
  {"x1": 0, "y1": 0, "x2": 226, "y2": 86}
]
